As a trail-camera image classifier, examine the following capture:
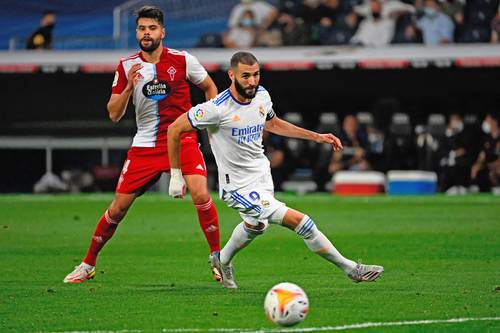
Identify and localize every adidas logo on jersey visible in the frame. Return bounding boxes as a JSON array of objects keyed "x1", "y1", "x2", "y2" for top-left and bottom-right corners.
[
  {"x1": 232, "y1": 114, "x2": 241, "y2": 122},
  {"x1": 196, "y1": 164, "x2": 204, "y2": 171}
]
